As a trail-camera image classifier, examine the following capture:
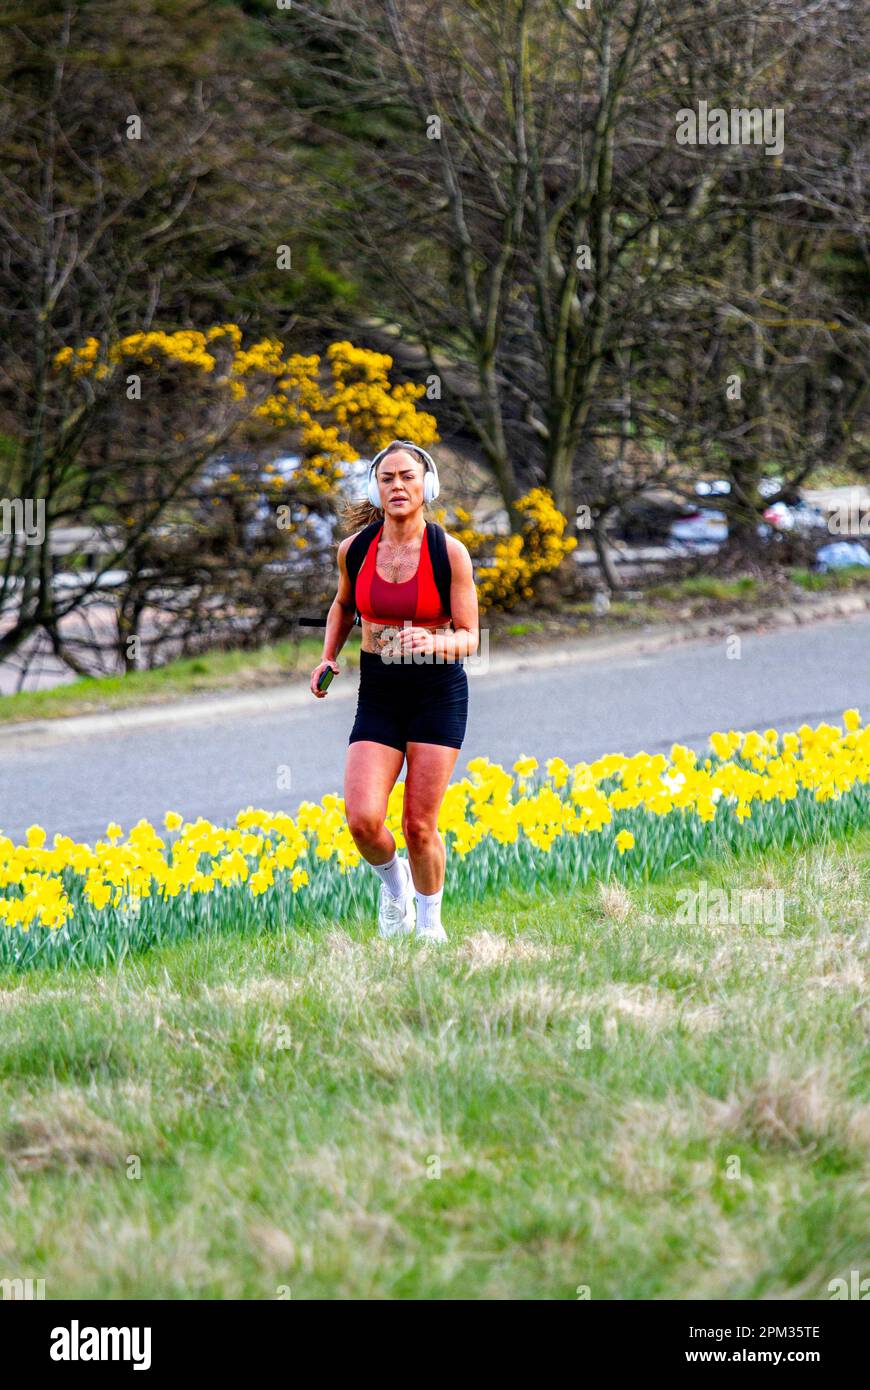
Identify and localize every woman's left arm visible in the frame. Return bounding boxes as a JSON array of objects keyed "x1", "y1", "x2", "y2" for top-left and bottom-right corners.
[{"x1": 435, "y1": 539, "x2": 479, "y2": 659}]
